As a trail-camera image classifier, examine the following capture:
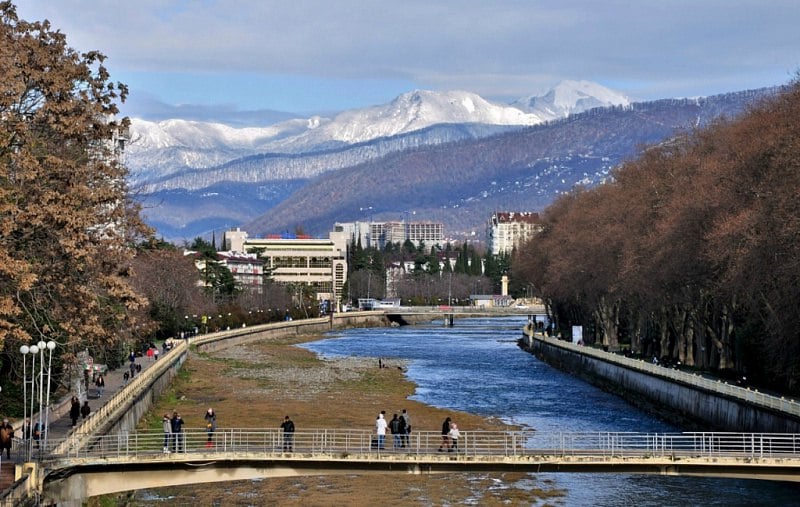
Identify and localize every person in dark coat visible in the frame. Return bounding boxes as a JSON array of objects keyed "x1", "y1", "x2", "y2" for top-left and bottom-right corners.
[
  {"x1": 69, "y1": 396, "x2": 80, "y2": 426},
  {"x1": 80, "y1": 400, "x2": 91, "y2": 419},
  {"x1": 171, "y1": 412, "x2": 185, "y2": 452},
  {"x1": 438, "y1": 417, "x2": 451, "y2": 452},
  {"x1": 280, "y1": 415, "x2": 295, "y2": 452},
  {"x1": 0, "y1": 418, "x2": 14, "y2": 459}
]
